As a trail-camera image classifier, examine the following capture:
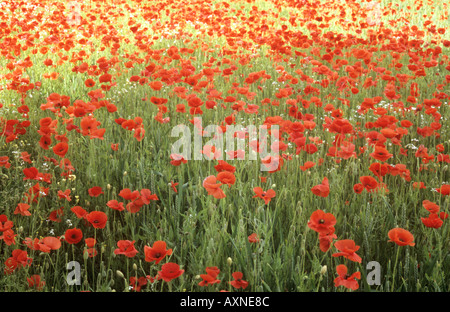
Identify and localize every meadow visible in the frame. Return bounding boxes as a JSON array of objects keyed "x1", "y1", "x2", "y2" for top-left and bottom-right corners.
[{"x1": 0, "y1": 0, "x2": 449, "y2": 292}]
